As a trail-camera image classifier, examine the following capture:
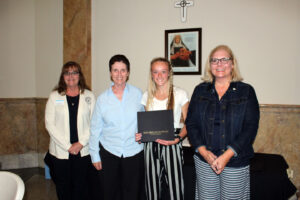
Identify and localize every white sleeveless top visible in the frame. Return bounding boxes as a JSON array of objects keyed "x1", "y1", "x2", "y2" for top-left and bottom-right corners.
[{"x1": 141, "y1": 86, "x2": 189, "y2": 129}]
